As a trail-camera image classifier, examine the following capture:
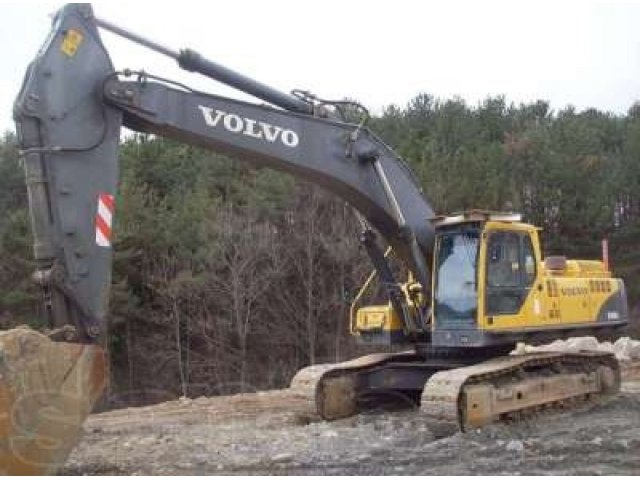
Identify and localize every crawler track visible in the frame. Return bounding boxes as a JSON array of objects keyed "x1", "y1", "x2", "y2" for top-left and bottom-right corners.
[
  {"x1": 290, "y1": 352, "x2": 420, "y2": 420},
  {"x1": 291, "y1": 350, "x2": 621, "y2": 434},
  {"x1": 421, "y1": 351, "x2": 620, "y2": 434}
]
